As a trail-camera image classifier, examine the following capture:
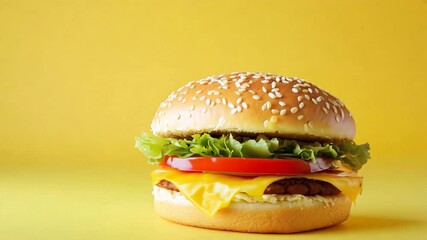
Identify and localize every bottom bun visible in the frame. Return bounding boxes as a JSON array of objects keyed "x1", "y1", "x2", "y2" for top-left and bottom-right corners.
[{"x1": 153, "y1": 187, "x2": 352, "y2": 233}]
